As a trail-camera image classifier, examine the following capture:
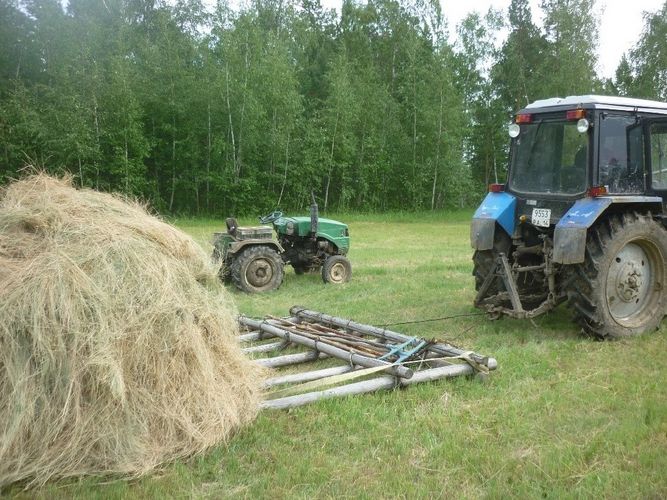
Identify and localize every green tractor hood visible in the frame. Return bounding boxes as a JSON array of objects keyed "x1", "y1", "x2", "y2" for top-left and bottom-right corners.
[{"x1": 274, "y1": 216, "x2": 350, "y2": 254}]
